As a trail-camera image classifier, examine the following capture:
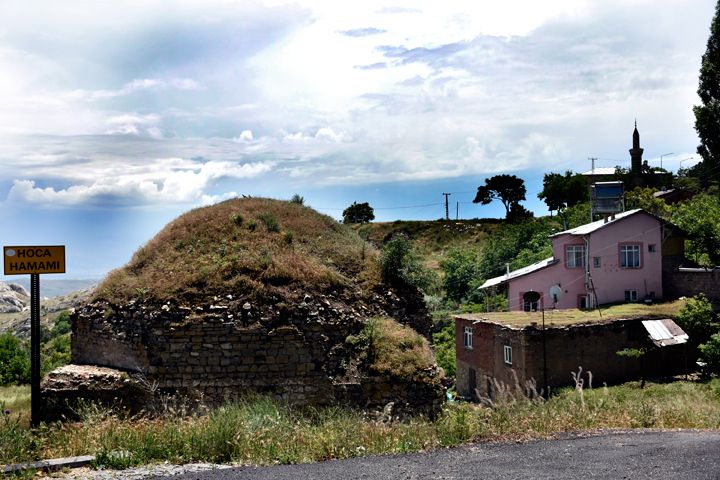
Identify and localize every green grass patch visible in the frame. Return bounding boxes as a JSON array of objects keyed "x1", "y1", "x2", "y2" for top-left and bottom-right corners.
[{"x1": 1, "y1": 379, "x2": 719, "y2": 467}]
